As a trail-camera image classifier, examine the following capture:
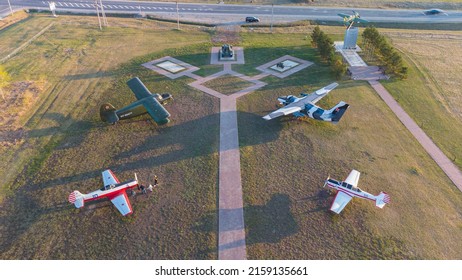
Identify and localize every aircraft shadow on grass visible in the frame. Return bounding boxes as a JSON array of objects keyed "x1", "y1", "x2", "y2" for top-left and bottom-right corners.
[
  {"x1": 0, "y1": 110, "x2": 282, "y2": 255},
  {"x1": 31, "y1": 110, "x2": 283, "y2": 190},
  {"x1": 294, "y1": 189, "x2": 332, "y2": 214},
  {"x1": 193, "y1": 193, "x2": 298, "y2": 252}
]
